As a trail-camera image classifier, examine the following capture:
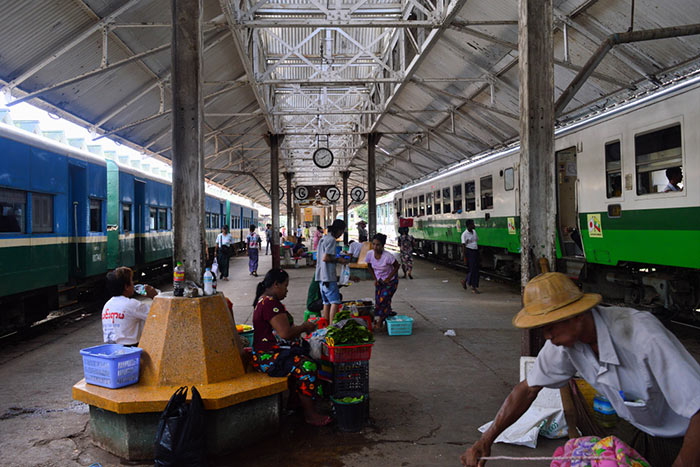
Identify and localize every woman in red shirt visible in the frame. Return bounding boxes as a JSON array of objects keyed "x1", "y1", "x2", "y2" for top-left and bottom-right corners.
[{"x1": 251, "y1": 269, "x2": 331, "y2": 426}]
